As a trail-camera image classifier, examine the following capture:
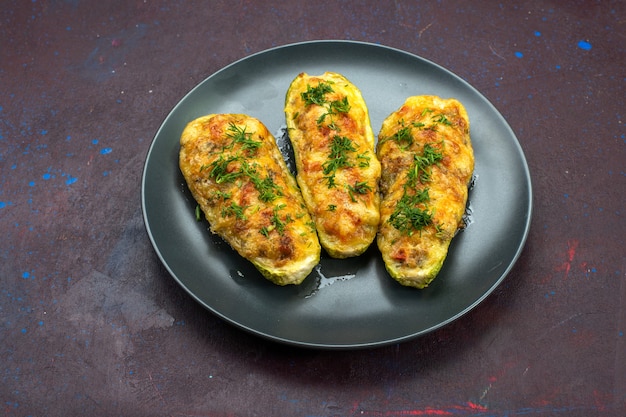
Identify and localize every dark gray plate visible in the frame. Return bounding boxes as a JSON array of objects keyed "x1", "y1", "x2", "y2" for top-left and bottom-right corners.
[{"x1": 141, "y1": 40, "x2": 532, "y2": 349}]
